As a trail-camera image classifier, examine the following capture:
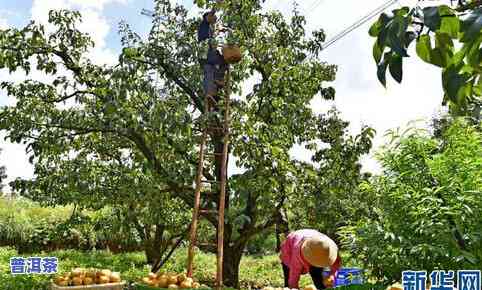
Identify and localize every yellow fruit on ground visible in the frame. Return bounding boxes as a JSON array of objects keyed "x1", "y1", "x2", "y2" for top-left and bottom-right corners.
[
  {"x1": 180, "y1": 280, "x2": 193, "y2": 288},
  {"x1": 54, "y1": 276, "x2": 65, "y2": 285},
  {"x1": 148, "y1": 272, "x2": 157, "y2": 280},
  {"x1": 304, "y1": 285, "x2": 317, "y2": 290},
  {"x1": 57, "y1": 280, "x2": 69, "y2": 287},
  {"x1": 98, "y1": 275, "x2": 110, "y2": 284},
  {"x1": 72, "y1": 277, "x2": 83, "y2": 286},
  {"x1": 192, "y1": 282, "x2": 201, "y2": 289},
  {"x1": 84, "y1": 277, "x2": 94, "y2": 285},
  {"x1": 72, "y1": 268, "x2": 84, "y2": 277},
  {"x1": 100, "y1": 269, "x2": 112, "y2": 277},
  {"x1": 262, "y1": 287, "x2": 274, "y2": 290},
  {"x1": 177, "y1": 273, "x2": 187, "y2": 282},
  {"x1": 158, "y1": 277, "x2": 169, "y2": 288},
  {"x1": 389, "y1": 283, "x2": 403, "y2": 290},
  {"x1": 63, "y1": 272, "x2": 72, "y2": 278},
  {"x1": 167, "y1": 275, "x2": 178, "y2": 285},
  {"x1": 85, "y1": 270, "x2": 96, "y2": 278},
  {"x1": 168, "y1": 284, "x2": 179, "y2": 289},
  {"x1": 110, "y1": 272, "x2": 121, "y2": 283},
  {"x1": 141, "y1": 277, "x2": 151, "y2": 285}
]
